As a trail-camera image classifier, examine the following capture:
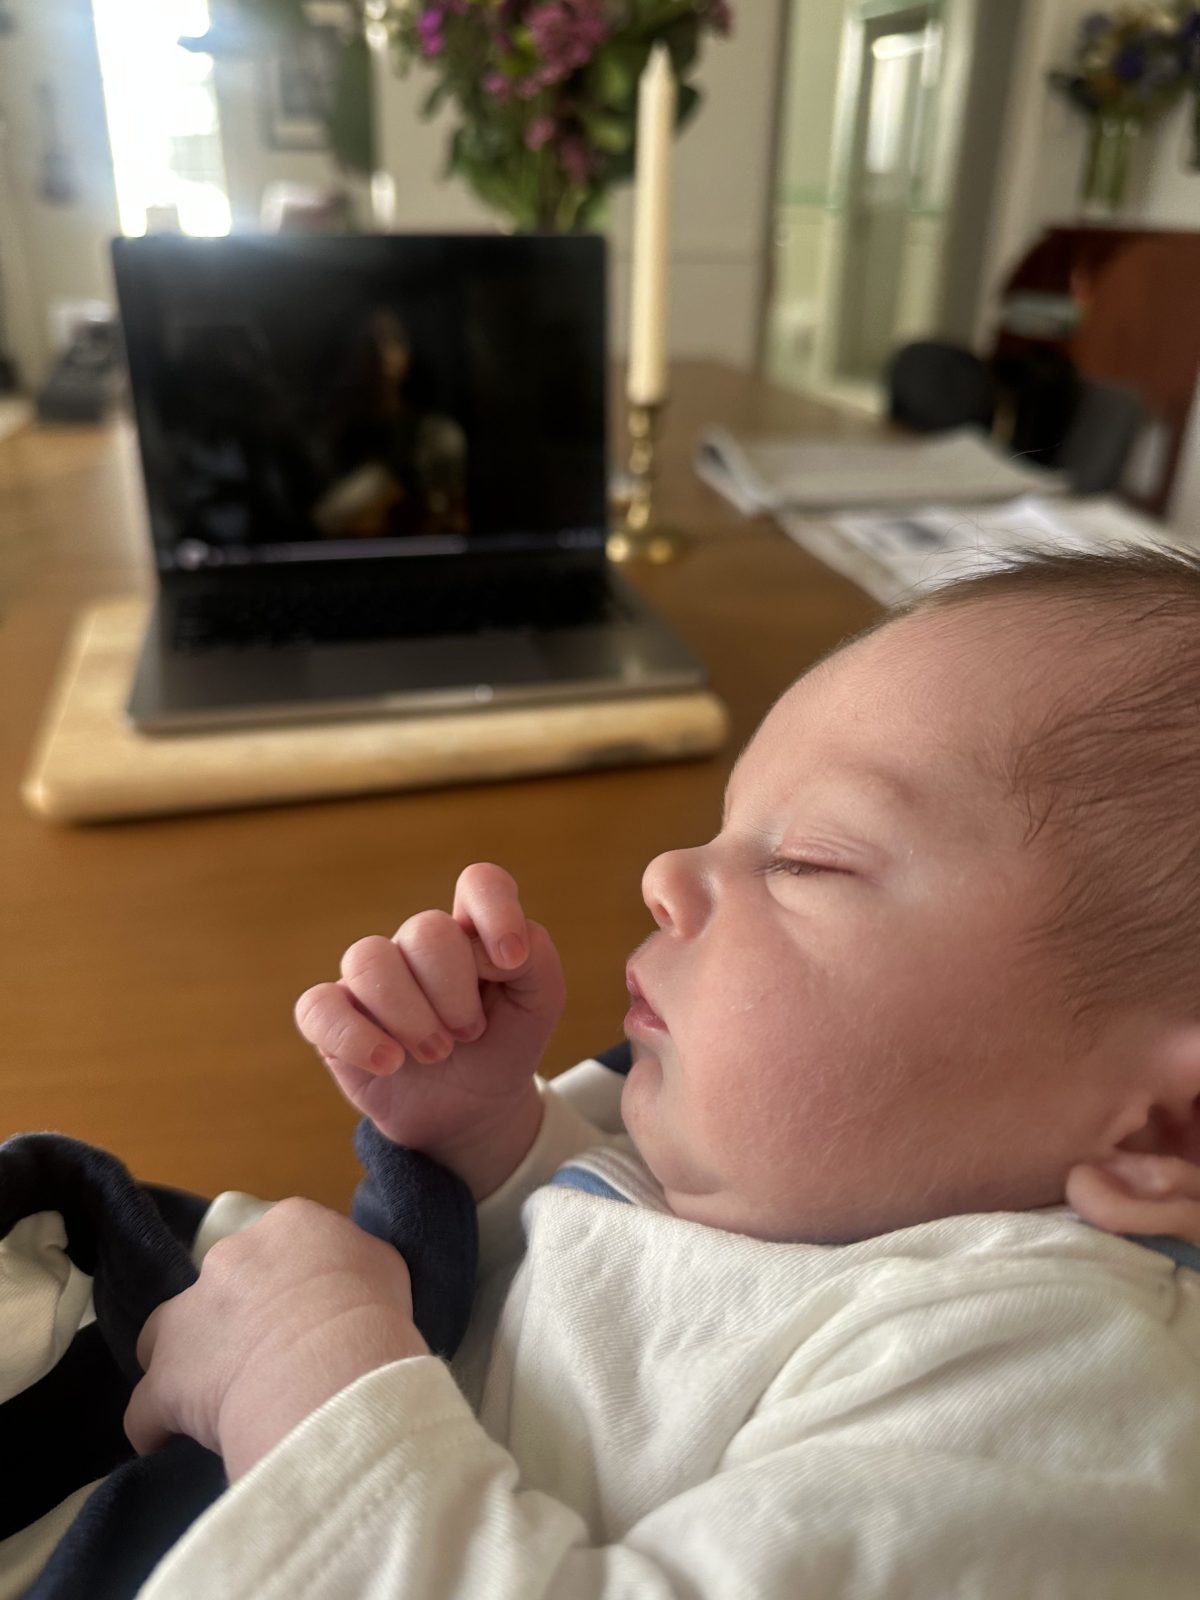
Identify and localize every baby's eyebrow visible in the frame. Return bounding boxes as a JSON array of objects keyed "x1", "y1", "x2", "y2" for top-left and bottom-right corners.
[
  {"x1": 722, "y1": 759, "x2": 926, "y2": 827},
  {"x1": 847, "y1": 762, "x2": 927, "y2": 815}
]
